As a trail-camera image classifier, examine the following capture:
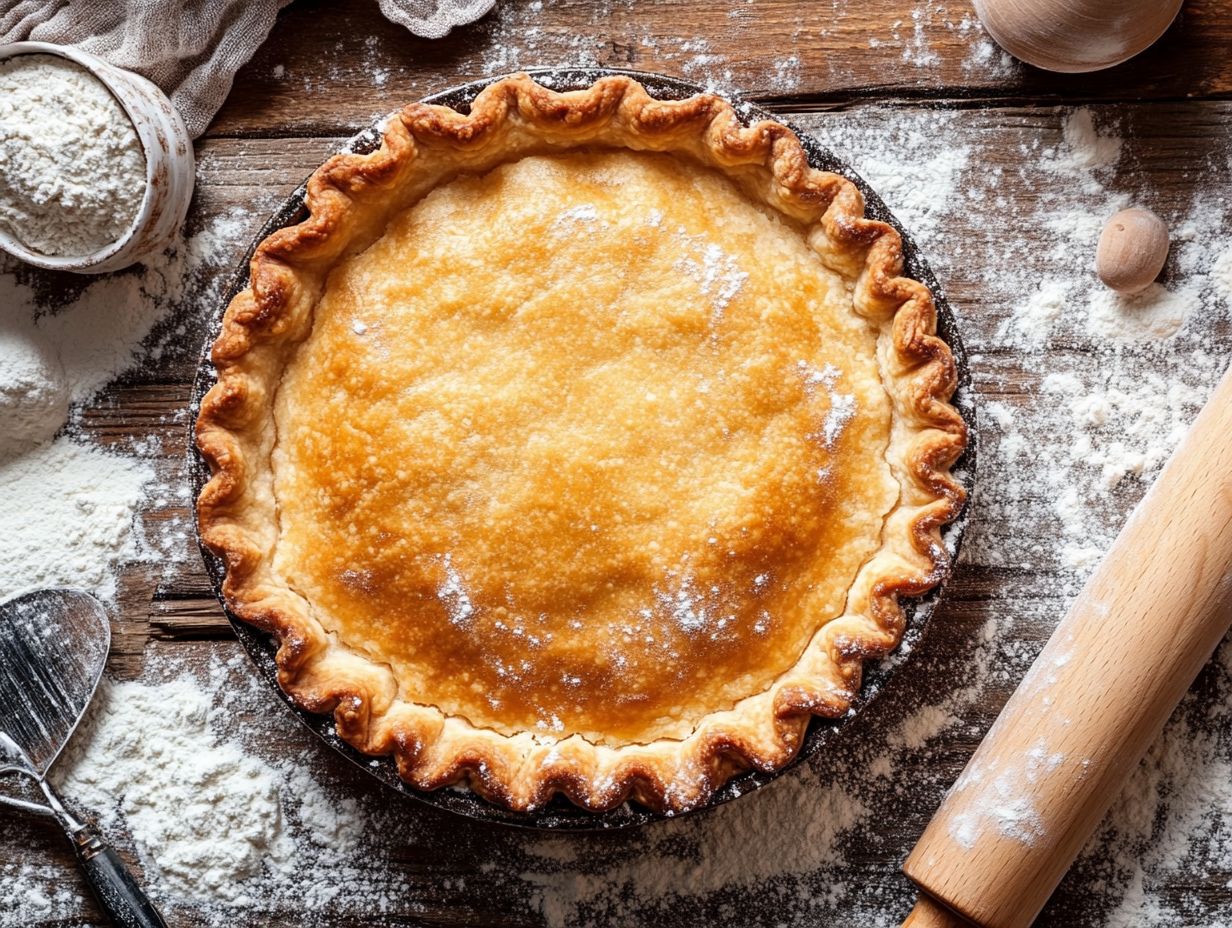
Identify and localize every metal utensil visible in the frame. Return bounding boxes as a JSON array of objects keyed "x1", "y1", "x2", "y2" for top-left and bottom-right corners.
[{"x1": 0, "y1": 589, "x2": 166, "y2": 928}]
